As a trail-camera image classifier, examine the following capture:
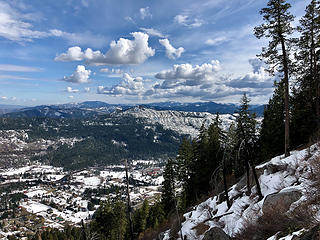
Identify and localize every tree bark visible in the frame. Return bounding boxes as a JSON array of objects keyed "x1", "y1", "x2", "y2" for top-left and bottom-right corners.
[
  {"x1": 280, "y1": 35, "x2": 290, "y2": 157},
  {"x1": 248, "y1": 159, "x2": 263, "y2": 201},
  {"x1": 245, "y1": 160, "x2": 251, "y2": 196}
]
